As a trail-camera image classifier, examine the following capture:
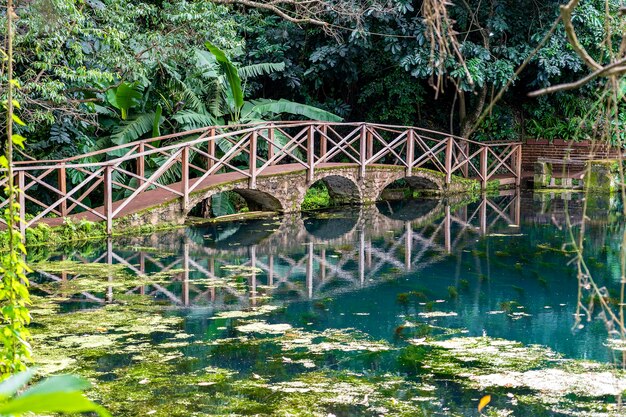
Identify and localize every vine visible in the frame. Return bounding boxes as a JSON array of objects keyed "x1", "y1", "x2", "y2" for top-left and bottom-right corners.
[{"x1": 0, "y1": 0, "x2": 32, "y2": 377}]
